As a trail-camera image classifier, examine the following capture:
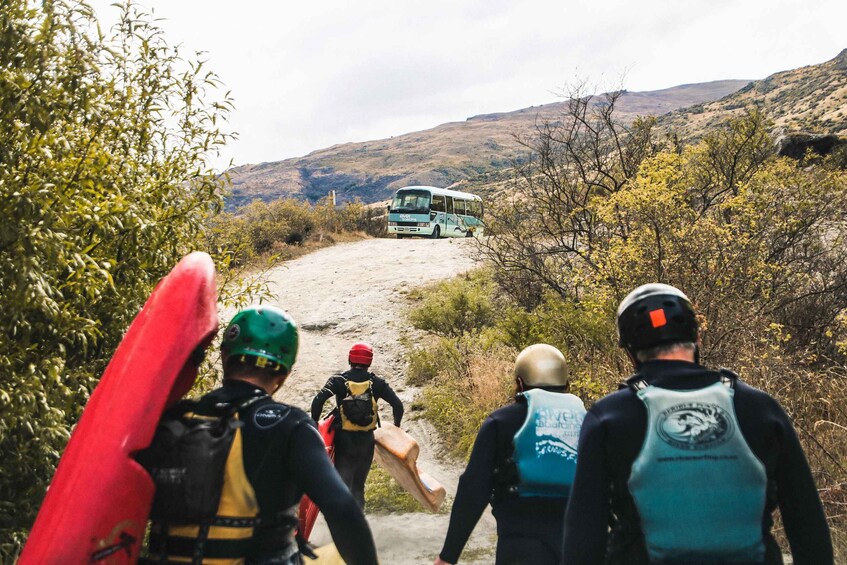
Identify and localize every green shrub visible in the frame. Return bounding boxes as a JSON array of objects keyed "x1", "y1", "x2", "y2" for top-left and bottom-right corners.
[
  {"x1": 409, "y1": 270, "x2": 498, "y2": 339},
  {"x1": 418, "y1": 340, "x2": 515, "y2": 459},
  {"x1": 464, "y1": 106, "x2": 847, "y2": 557},
  {"x1": 404, "y1": 336, "x2": 465, "y2": 386},
  {"x1": 334, "y1": 199, "x2": 386, "y2": 236},
  {"x1": 406, "y1": 270, "x2": 515, "y2": 458},
  {"x1": 0, "y1": 1, "x2": 247, "y2": 555},
  {"x1": 208, "y1": 197, "x2": 381, "y2": 269},
  {"x1": 206, "y1": 212, "x2": 255, "y2": 267}
]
